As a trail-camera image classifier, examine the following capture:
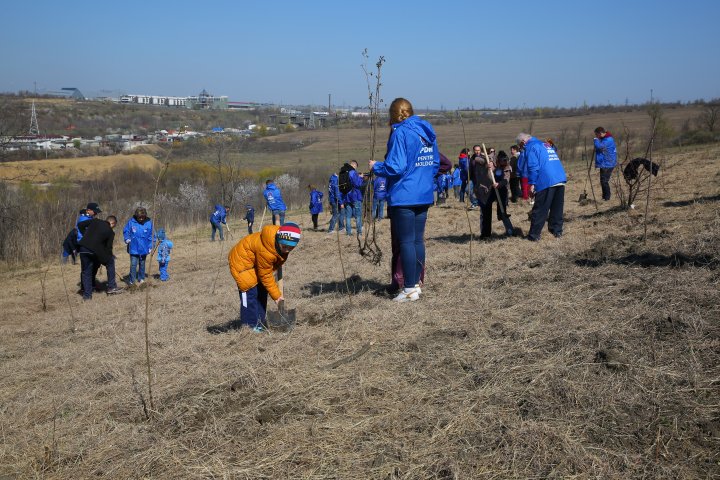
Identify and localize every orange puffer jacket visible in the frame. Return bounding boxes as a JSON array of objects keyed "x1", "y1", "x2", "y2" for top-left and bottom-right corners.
[{"x1": 228, "y1": 225, "x2": 286, "y2": 300}]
